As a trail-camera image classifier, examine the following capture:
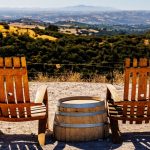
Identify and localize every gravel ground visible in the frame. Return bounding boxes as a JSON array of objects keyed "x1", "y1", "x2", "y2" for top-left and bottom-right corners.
[{"x1": 0, "y1": 82, "x2": 149, "y2": 150}]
